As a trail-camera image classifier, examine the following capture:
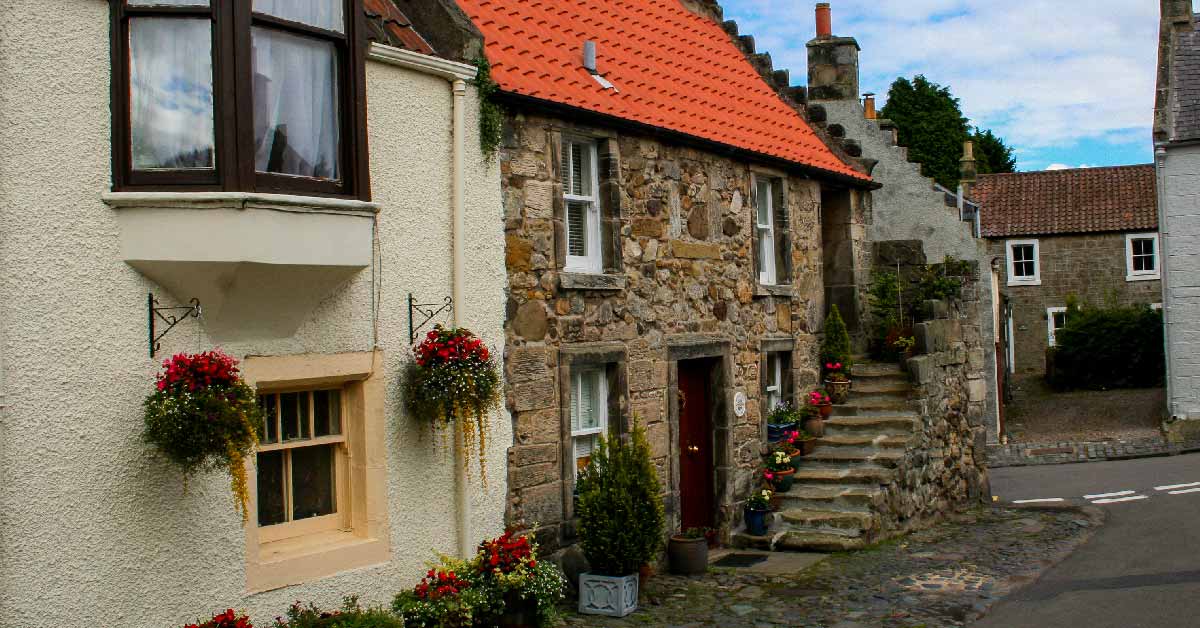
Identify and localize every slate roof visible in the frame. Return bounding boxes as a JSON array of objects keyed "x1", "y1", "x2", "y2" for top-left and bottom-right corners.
[
  {"x1": 453, "y1": 0, "x2": 870, "y2": 183},
  {"x1": 1169, "y1": 15, "x2": 1200, "y2": 142},
  {"x1": 974, "y1": 165, "x2": 1158, "y2": 238},
  {"x1": 363, "y1": 0, "x2": 435, "y2": 55}
]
